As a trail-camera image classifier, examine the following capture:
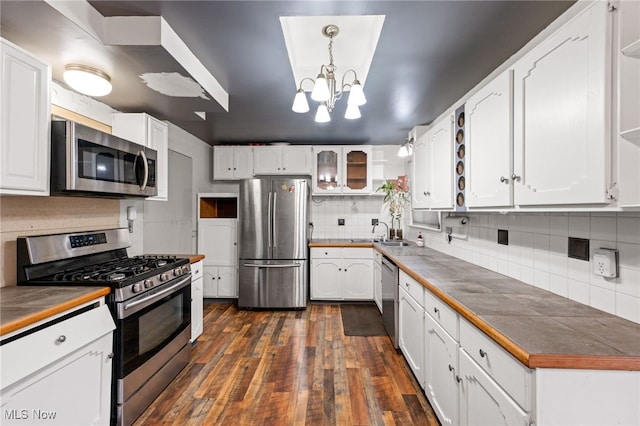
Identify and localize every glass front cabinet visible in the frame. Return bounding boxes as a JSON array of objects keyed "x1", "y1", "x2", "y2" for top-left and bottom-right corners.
[{"x1": 312, "y1": 146, "x2": 373, "y2": 195}]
